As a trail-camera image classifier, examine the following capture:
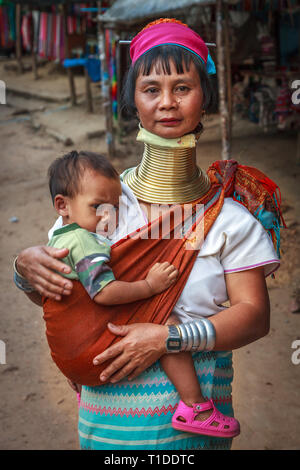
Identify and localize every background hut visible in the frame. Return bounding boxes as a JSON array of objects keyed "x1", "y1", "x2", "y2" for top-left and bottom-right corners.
[{"x1": 99, "y1": 0, "x2": 300, "y2": 159}]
